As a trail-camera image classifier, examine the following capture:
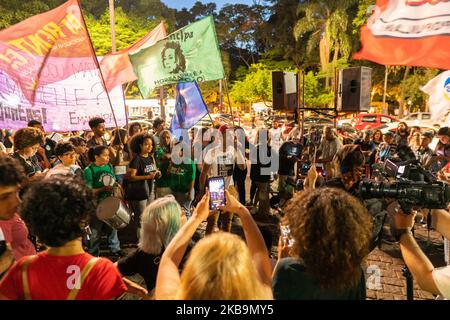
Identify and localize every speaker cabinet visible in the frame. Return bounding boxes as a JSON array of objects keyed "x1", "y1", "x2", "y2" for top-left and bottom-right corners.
[
  {"x1": 272, "y1": 71, "x2": 298, "y2": 110},
  {"x1": 337, "y1": 67, "x2": 371, "y2": 112}
]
